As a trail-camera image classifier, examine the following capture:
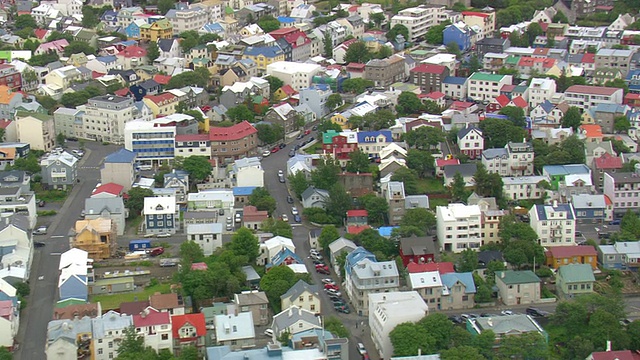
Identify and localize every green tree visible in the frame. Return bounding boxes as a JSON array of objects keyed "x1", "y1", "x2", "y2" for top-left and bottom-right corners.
[
  {"x1": 473, "y1": 329, "x2": 496, "y2": 359},
  {"x1": 22, "y1": 39, "x2": 39, "y2": 51},
  {"x1": 499, "y1": 106, "x2": 526, "y2": 127},
  {"x1": 226, "y1": 104, "x2": 255, "y2": 123},
  {"x1": 403, "y1": 126, "x2": 444, "y2": 151},
  {"x1": 418, "y1": 313, "x2": 455, "y2": 350},
  {"x1": 182, "y1": 156, "x2": 212, "y2": 186},
  {"x1": 370, "y1": 12, "x2": 385, "y2": 28},
  {"x1": 473, "y1": 164, "x2": 504, "y2": 200},
  {"x1": 311, "y1": 157, "x2": 341, "y2": 190},
  {"x1": 158, "y1": 0, "x2": 176, "y2": 14},
  {"x1": 375, "y1": 45, "x2": 393, "y2": 59},
  {"x1": 485, "y1": 260, "x2": 506, "y2": 285},
  {"x1": 0, "y1": 347, "x2": 11, "y2": 360},
  {"x1": 8, "y1": 153, "x2": 40, "y2": 173},
  {"x1": 561, "y1": 106, "x2": 582, "y2": 130},
  {"x1": 47, "y1": 31, "x2": 74, "y2": 42},
  {"x1": 341, "y1": 78, "x2": 374, "y2": 94},
  {"x1": 386, "y1": 24, "x2": 409, "y2": 41},
  {"x1": 346, "y1": 149, "x2": 371, "y2": 173},
  {"x1": 288, "y1": 171, "x2": 310, "y2": 200},
  {"x1": 457, "y1": 248, "x2": 478, "y2": 272},
  {"x1": 401, "y1": 208, "x2": 436, "y2": 234},
  {"x1": 358, "y1": 193, "x2": 389, "y2": 226},
  {"x1": 115, "y1": 327, "x2": 156, "y2": 360},
  {"x1": 249, "y1": 187, "x2": 277, "y2": 214},
  {"x1": 323, "y1": 33, "x2": 333, "y2": 58},
  {"x1": 259, "y1": 266, "x2": 298, "y2": 312},
  {"x1": 525, "y1": 22, "x2": 543, "y2": 46},
  {"x1": 257, "y1": 15, "x2": 280, "y2": 32},
  {"x1": 266, "y1": 76, "x2": 284, "y2": 94},
  {"x1": 28, "y1": 52, "x2": 59, "y2": 67},
  {"x1": 256, "y1": 123, "x2": 284, "y2": 144},
  {"x1": 390, "y1": 167, "x2": 420, "y2": 195},
  {"x1": 326, "y1": 93, "x2": 343, "y2": 110},
  {"x1": 228, "y1": 227, "x2": 259, "y2": 262},
  {"x1": 396, "y1": 91, "x2": 424, "y2": 116},
  {"x1": 614, "y1": 115, "x2": 631, "y2": 133},
  {"x1": 497, "y1": 332, "x2": 548, "y2": 360},
  {"x1": 389, "y1": 322, "x2": 436, "y2": 357},
  {"x1": 425, "y1": 23, "x2": 448, "y2": 44},
  {"x1": 479, "y1": 118, "x2": 527, "y2": 148},
  {"x1": 81, "y1": 6, "x2": 99, "y2": 28},
  {"x1": 146, "y1": 41, "x2": 160, "y2": 62},
  {"x1": 178, "y1": 346, "x2": 199, "y2": 360},
  {"x1": 605, "y1": 78, "x2": 629, "y2": 94},
  {"x1": 63, "y1": 41, "x2": 96, "y2": 56},
  {"x1": 406, "y1": 149, "x2": 435, "y2": 177},
  {"x1": 126, "y1": 187, "x2": 154, "y2": 216},
  {"x1": 553, "y1": 12, "x2": 569, "y2": 23},
  {"x1": 356, "y1": 228, "x2": 398, "y2": 259},
  {"x1": 441, "y1": 346, "x2": 486, "y2": 360},
  {"x1": 179, "y1": 240, "x2": 205, "y2": 264},
  {"x1": 261, "y1": 218, "x2": 293, "y2": 238},
  {"x1": 451, "y1": 172, "x2": 467, "y2": 201},
  {"x1": 325, "y1": 184, "x2": 352, "y2": 221},
  {"x1": 318, "y1": 225, "x2": 340, "y2": 252},
  {"x1": 620, "y1": 209, "x2": 640, "y2": 239},
  {"x1": 324, "y1": 316, "x2": 349, "y2": 337},
  {"x1": 344, "y1": 41, "x2": 372, "y2": 64},
  {"x1": 15, "y1": 14, "x2": 36, "y2": 29},
  {"x1": 166, "y1": 67, "x2": 211, "y2": 89}
]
